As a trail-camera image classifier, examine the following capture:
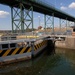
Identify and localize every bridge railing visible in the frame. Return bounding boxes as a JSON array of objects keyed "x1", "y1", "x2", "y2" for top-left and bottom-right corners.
[{"x1": 0, "y1": 30, "x2": 72, "y2": 41}]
